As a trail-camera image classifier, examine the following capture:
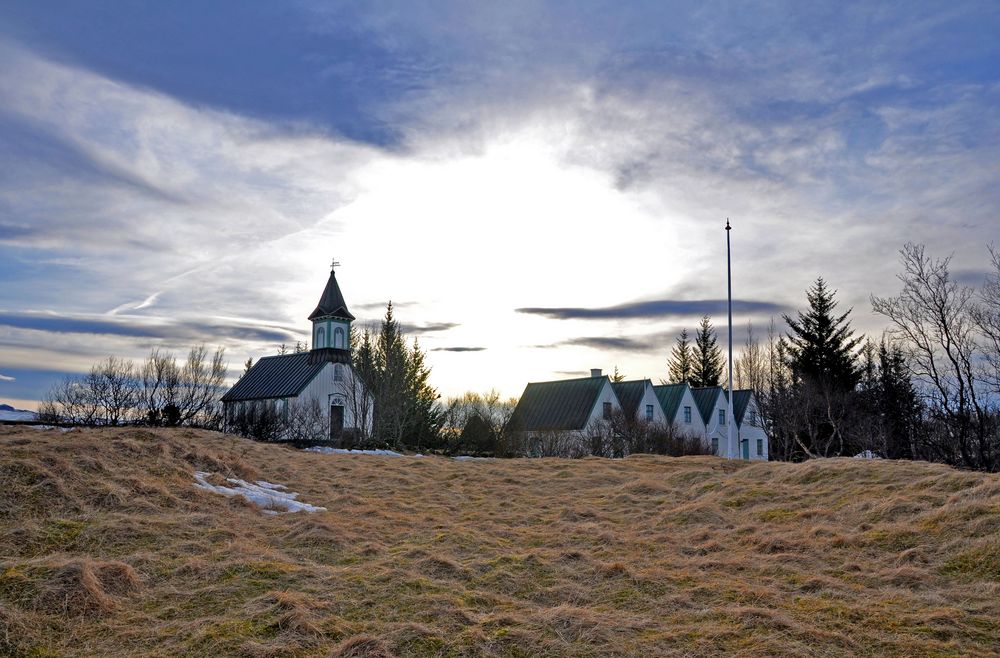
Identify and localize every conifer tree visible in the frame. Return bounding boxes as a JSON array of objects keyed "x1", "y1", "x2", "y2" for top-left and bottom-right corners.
[
  {"x1": 783, "y1": 277, "x2": 861, "y2": 391},
  {"x1": 667, "y1": 329, "x2": 694, "y2": 384},
  {"x1": 691, "y1": 316, "x2": 724, "y2": 387}
]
